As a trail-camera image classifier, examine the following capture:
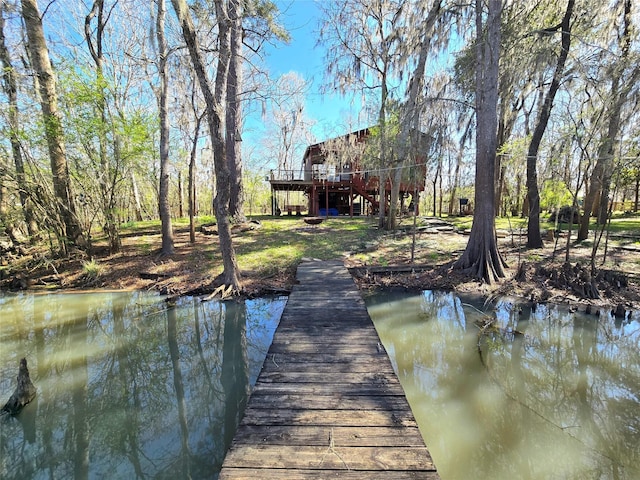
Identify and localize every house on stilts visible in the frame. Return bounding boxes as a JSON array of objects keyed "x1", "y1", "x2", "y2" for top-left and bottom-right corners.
[{"x1": 269, "y1": 127, "x2": 427, "y2": 217}]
